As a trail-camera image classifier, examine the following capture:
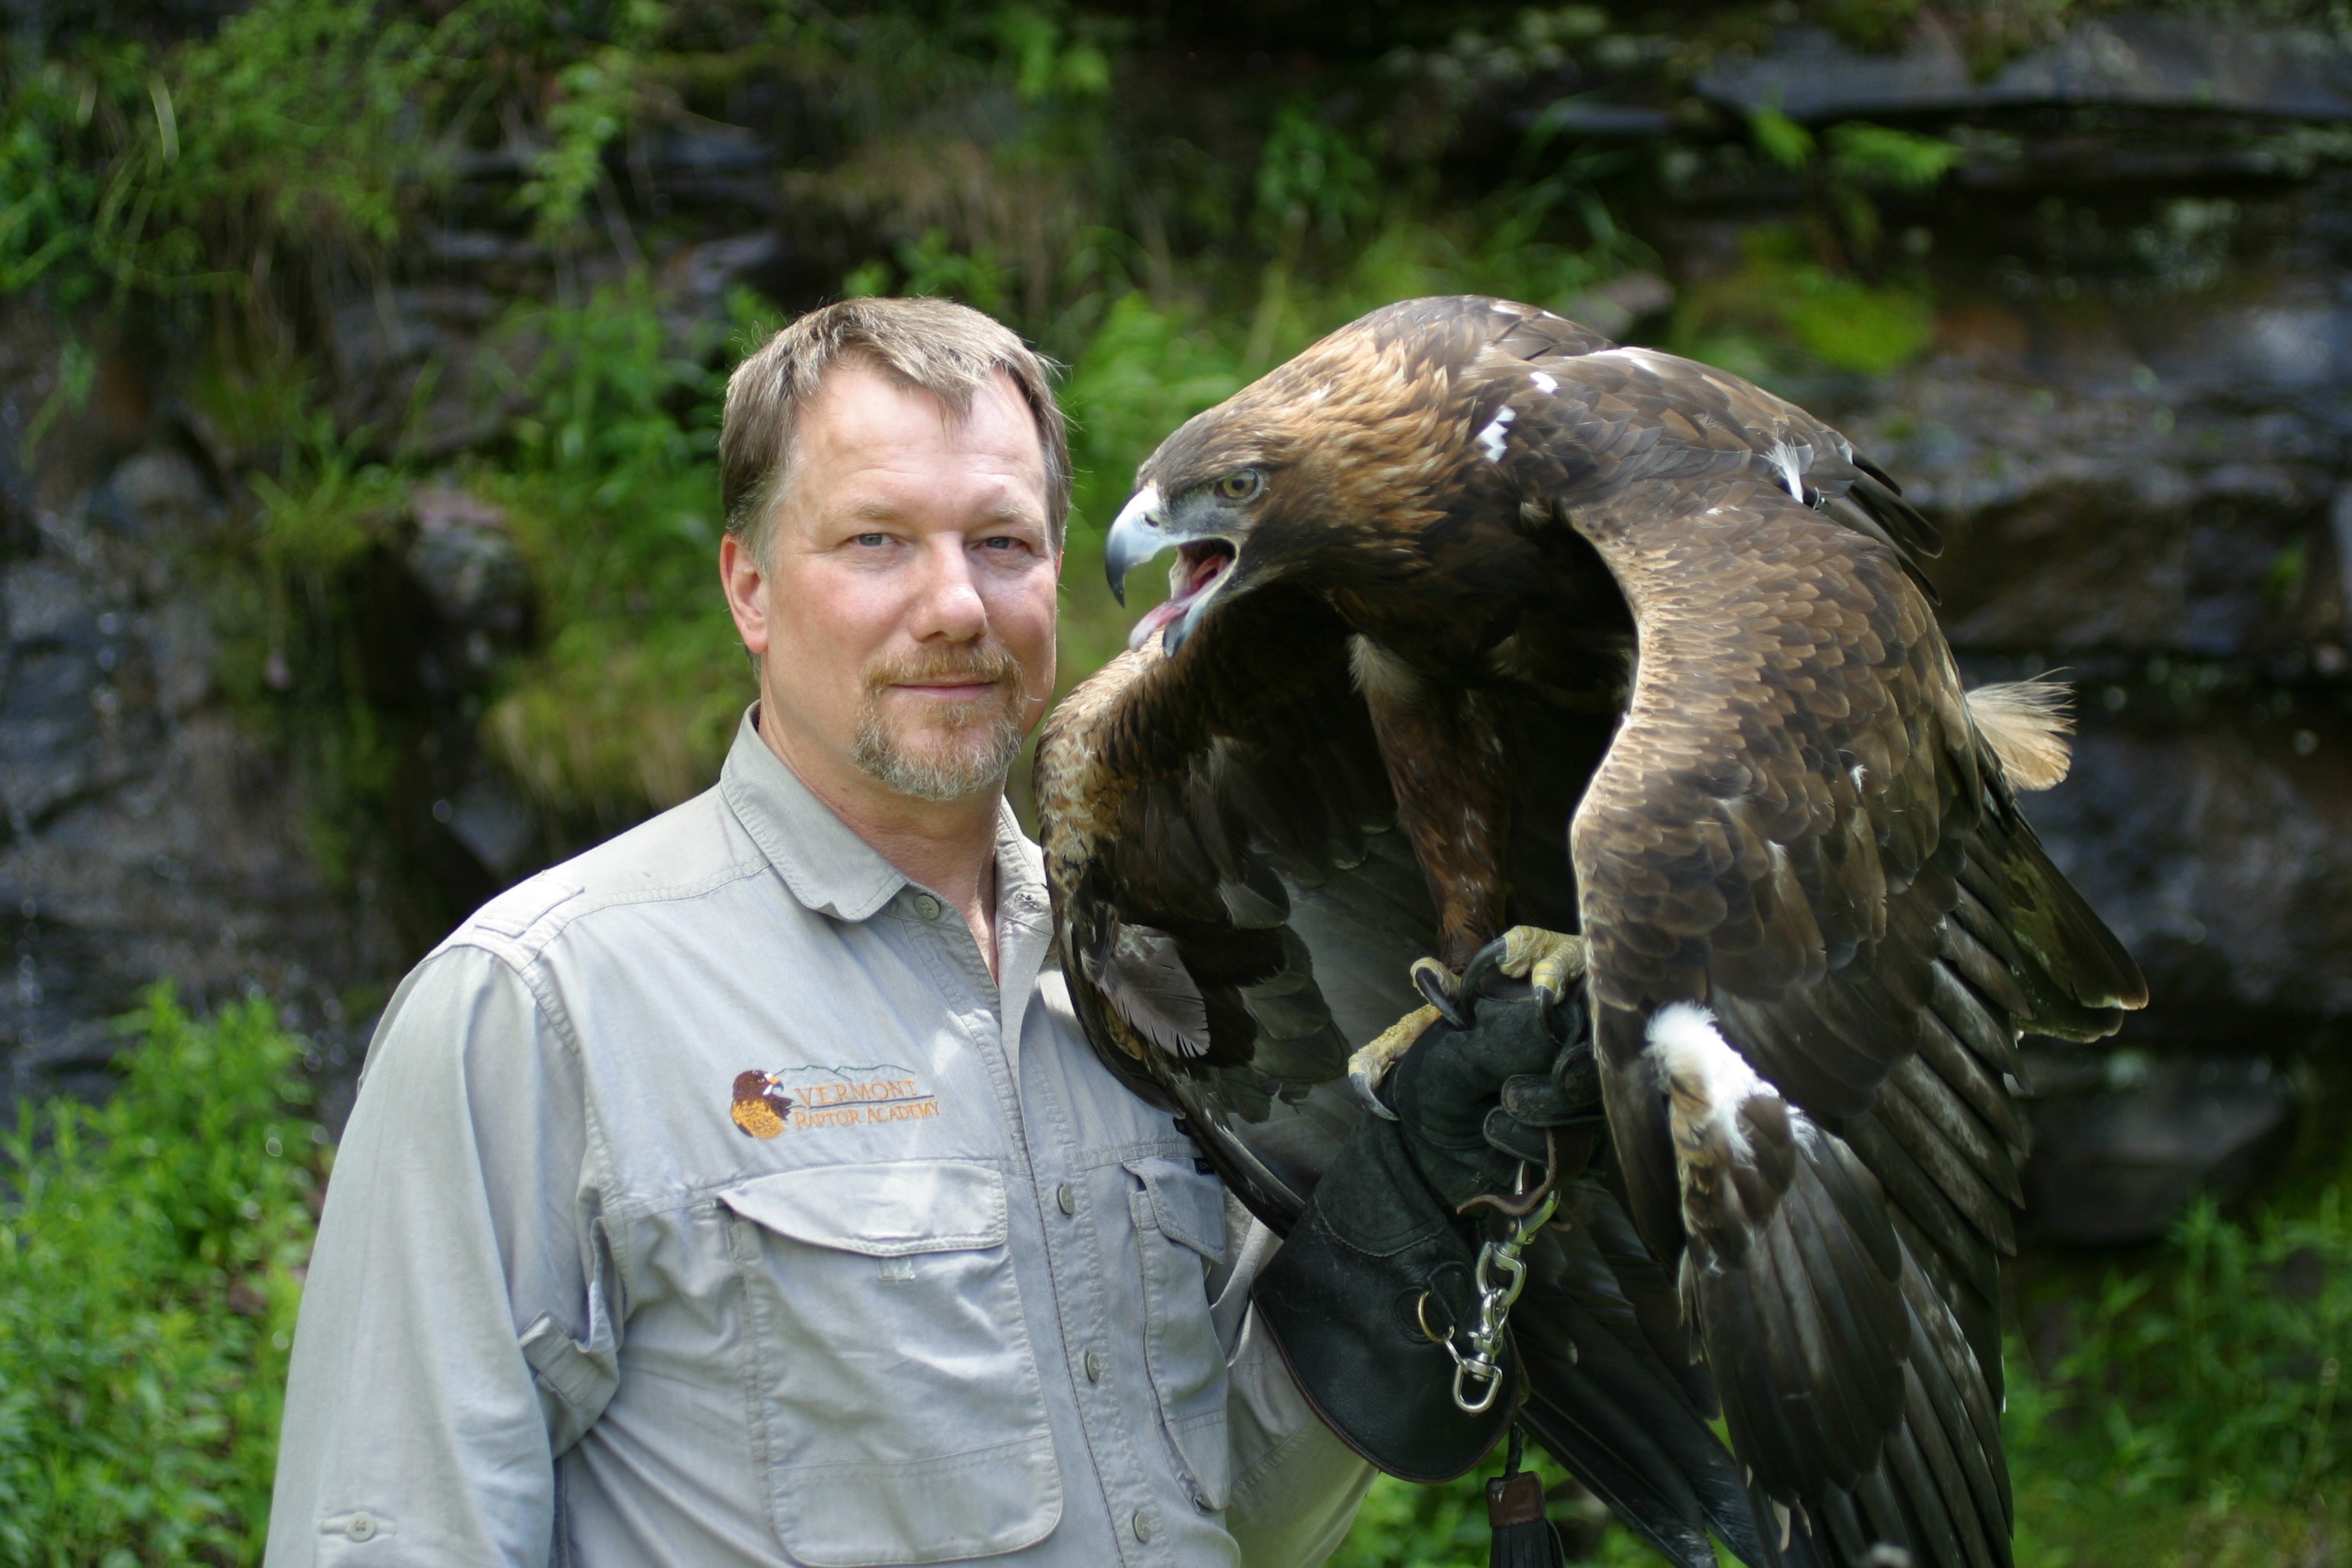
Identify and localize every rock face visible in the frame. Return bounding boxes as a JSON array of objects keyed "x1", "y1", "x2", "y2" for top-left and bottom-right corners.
[
  {"x1": 6, "y1": 11, "x2": 2349, "y2": 1231},
  {"x1": 0, "y1": 314, "x2": 398, "y2": 1122},
  {"x1": 1766, "y1": 15, "x2": 2352, "y2": 1240}
]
